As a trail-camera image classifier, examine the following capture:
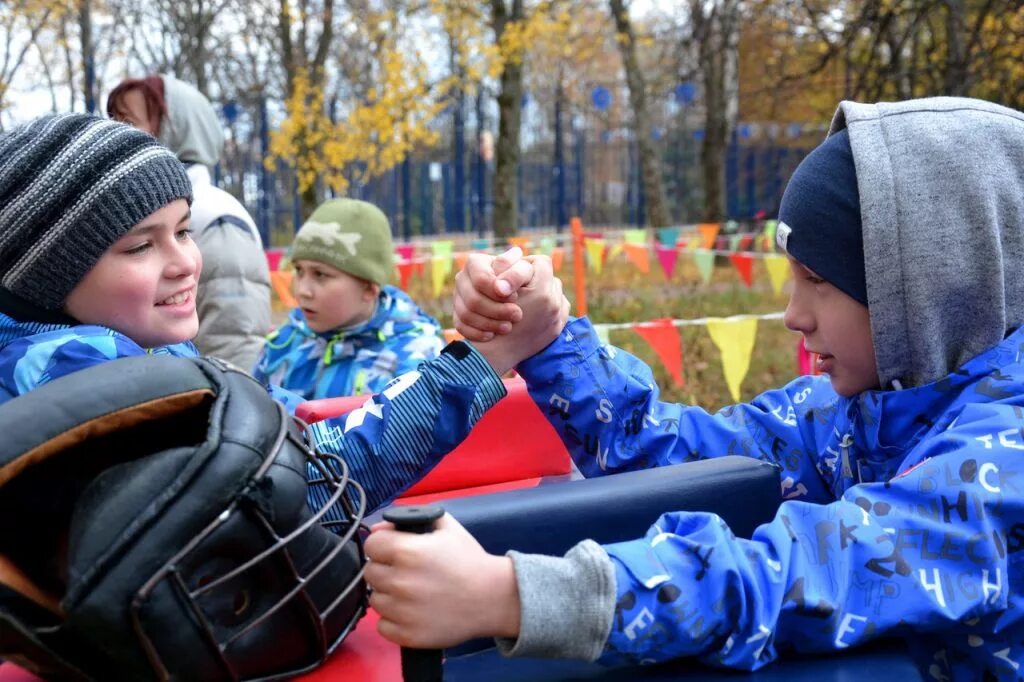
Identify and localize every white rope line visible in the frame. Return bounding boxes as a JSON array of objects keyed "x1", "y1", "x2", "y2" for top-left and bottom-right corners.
[{"x1": 593, "y1": 311, "x2": 786, "y2": 332}]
